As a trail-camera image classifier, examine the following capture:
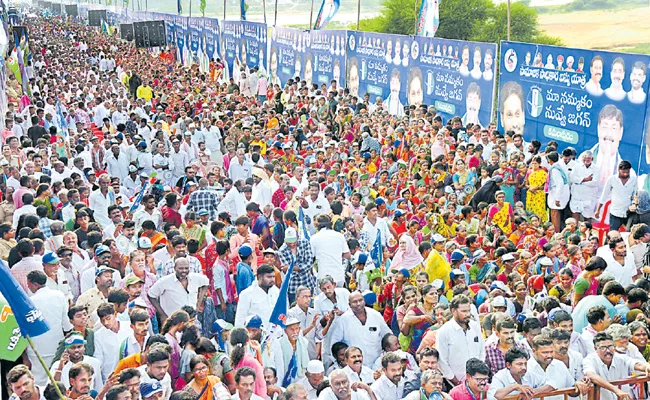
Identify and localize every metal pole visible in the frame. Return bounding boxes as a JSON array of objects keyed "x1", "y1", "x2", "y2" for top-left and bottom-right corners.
[
  {"x1": 507, "y1": 0, "x2": 511, "y2": 41},
  {"x1": 189, "y1": 0, "x2": 191, "y2": 17},
  {"x1": 356, "y1": 0, "x2": 360, "y2": 30},
  {"x1": 309, "y1": 0, "x2": 314, "y2": 29},
  {"x1": 274, "y1": 0, "x2": 277, "y2": 25},
  {"x1": 223, "y1": 0, "x2": 226, "y2": 19},
  {"x1": 263, "y1": 0, "x2": 266, "y2": 24}
]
